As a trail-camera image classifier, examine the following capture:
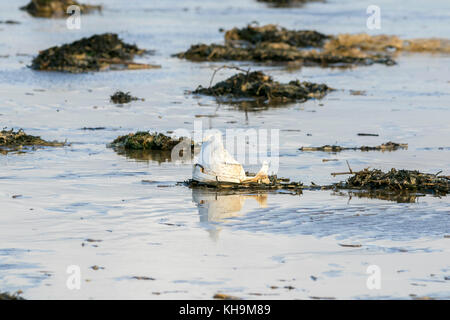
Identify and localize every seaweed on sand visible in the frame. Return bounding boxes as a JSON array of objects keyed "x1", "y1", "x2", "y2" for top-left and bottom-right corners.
[
  {"x1": 299, "y1": 142, "x2": 408, "y2": 152},
  {"x1": 225, "y1": 24, "x2": 329, "y2": 47},
  {"x1": 109, "y1": 131, "x2": 194, "y2": 152},
  {"x1": 176, "y1": 42, "x2": 395, "y2": 66},
  {"x1": 181, "y1": 175, "x2": 304, "y2": 194},
  {"x1": 0, "y1": 291, "x2": 25, "y2": 300},
  {"x1": 193, "y1": 70, "x2": 333, "y2": 103},
  {"x1": 20, "y1": 0, "x2": 101, "y2": 18},
  {"x1": 0, "y1": 128, "x2": 66, "y2": 154},
  {"x1": 110, "y1": 91, "x2": 142, "y2": 104},
  {"x1": 175, "y1": 24, "x2": 396, "y2": 67},
  {"x1": 181, "y1": 167, "x2": 448, "y2": 202},
  {"x1": 333, "y1": 168, "x2": 449, "y2": 195},
  {"x1": 31, "y1": 33, "x2": 160, "y2": 73},
  {"x1": 176, "y1": 24, "x2": 450, "y2": 67}
]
